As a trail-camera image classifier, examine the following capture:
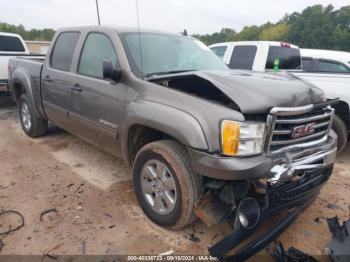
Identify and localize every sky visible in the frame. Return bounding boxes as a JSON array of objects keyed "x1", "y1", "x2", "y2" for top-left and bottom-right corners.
[{"x1": 0, "y1": 0, "x2": 349, "y2": 34}]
